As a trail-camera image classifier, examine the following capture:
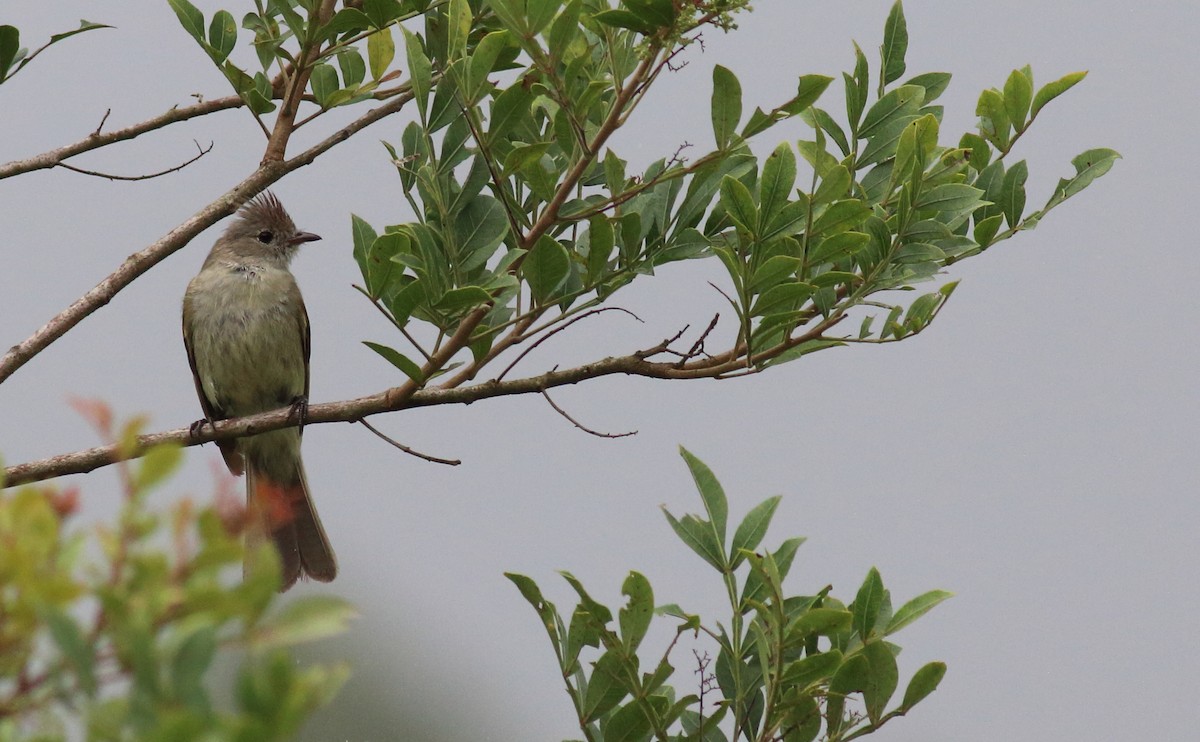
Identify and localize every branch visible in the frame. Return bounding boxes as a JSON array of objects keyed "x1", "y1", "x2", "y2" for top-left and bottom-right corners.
[
  {"x1": 358, "y1": 419, "x2": 460, "y2": 466},
  {"x1": 541, "y1": 388, "x2": 637, "y2": 439},
  {"x1": 1, "y1": 312, "x2": 845, "y2": 487},
  {"x1": 0, "y1": 90, "x2": 415, "y2": 386},
  {"x1": 54, "y1": 140, "x2": 213, "y2": 181},
  {"x1": 0, "y1": 96, "x2": 244, "y2": 180}
]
